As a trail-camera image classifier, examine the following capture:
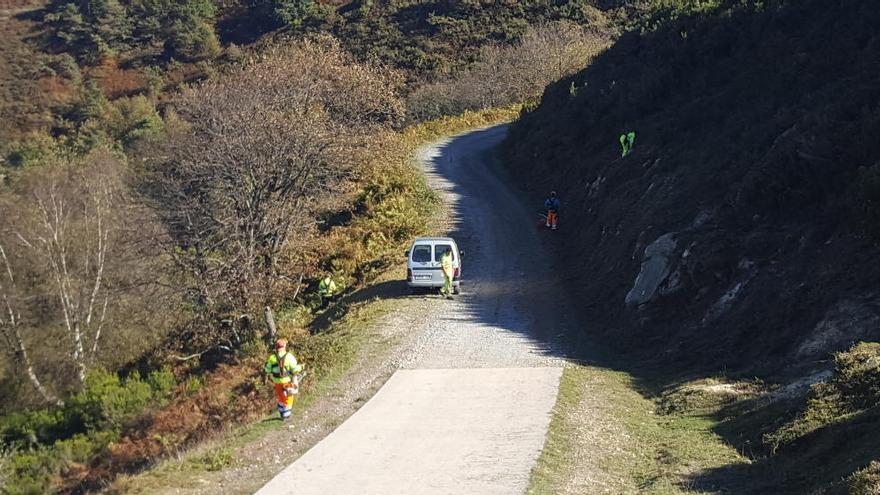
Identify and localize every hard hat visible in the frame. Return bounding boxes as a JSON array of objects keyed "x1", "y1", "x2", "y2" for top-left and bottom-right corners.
[
  {"x1": 275, "y1": 338, "x2": 288, "y2": 349},
  {"x1": 550, "y1": 191, "x2": 557, "y2": 197}
]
